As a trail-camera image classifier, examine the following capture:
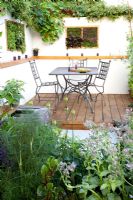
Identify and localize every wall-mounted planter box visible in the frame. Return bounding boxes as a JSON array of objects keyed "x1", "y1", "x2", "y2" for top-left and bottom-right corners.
[
  {"x1": 66, "y1": 27, "x2": 98, "y2": 49},
  {"x1": 6, "y1": 20, "x2": 26, "y2": 53}
]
